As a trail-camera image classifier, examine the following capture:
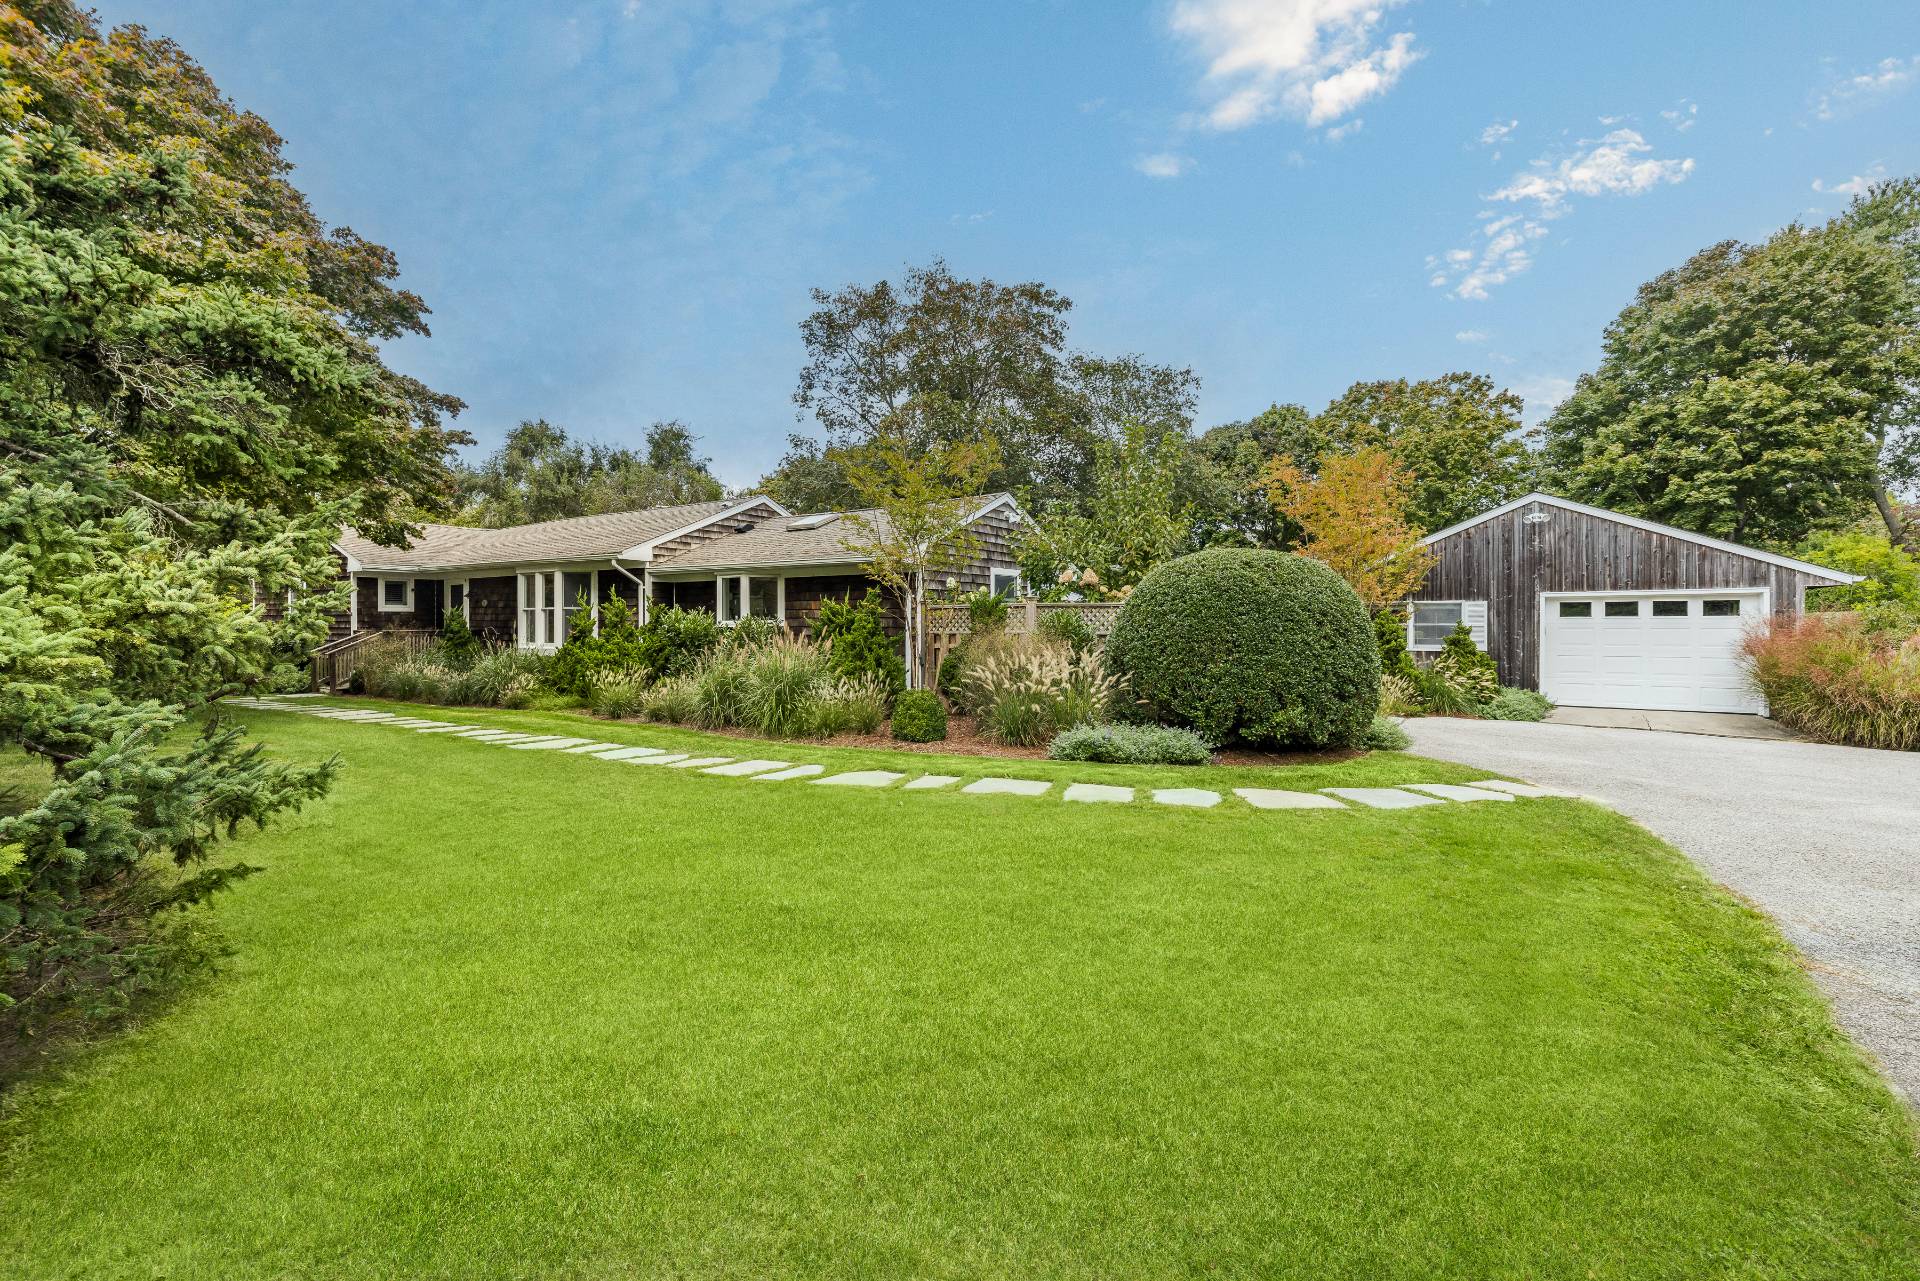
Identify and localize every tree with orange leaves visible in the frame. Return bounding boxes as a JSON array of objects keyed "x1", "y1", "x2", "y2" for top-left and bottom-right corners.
[{"x1": 1258, "y1": 448, "x2": 1438, "y2": 612}]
